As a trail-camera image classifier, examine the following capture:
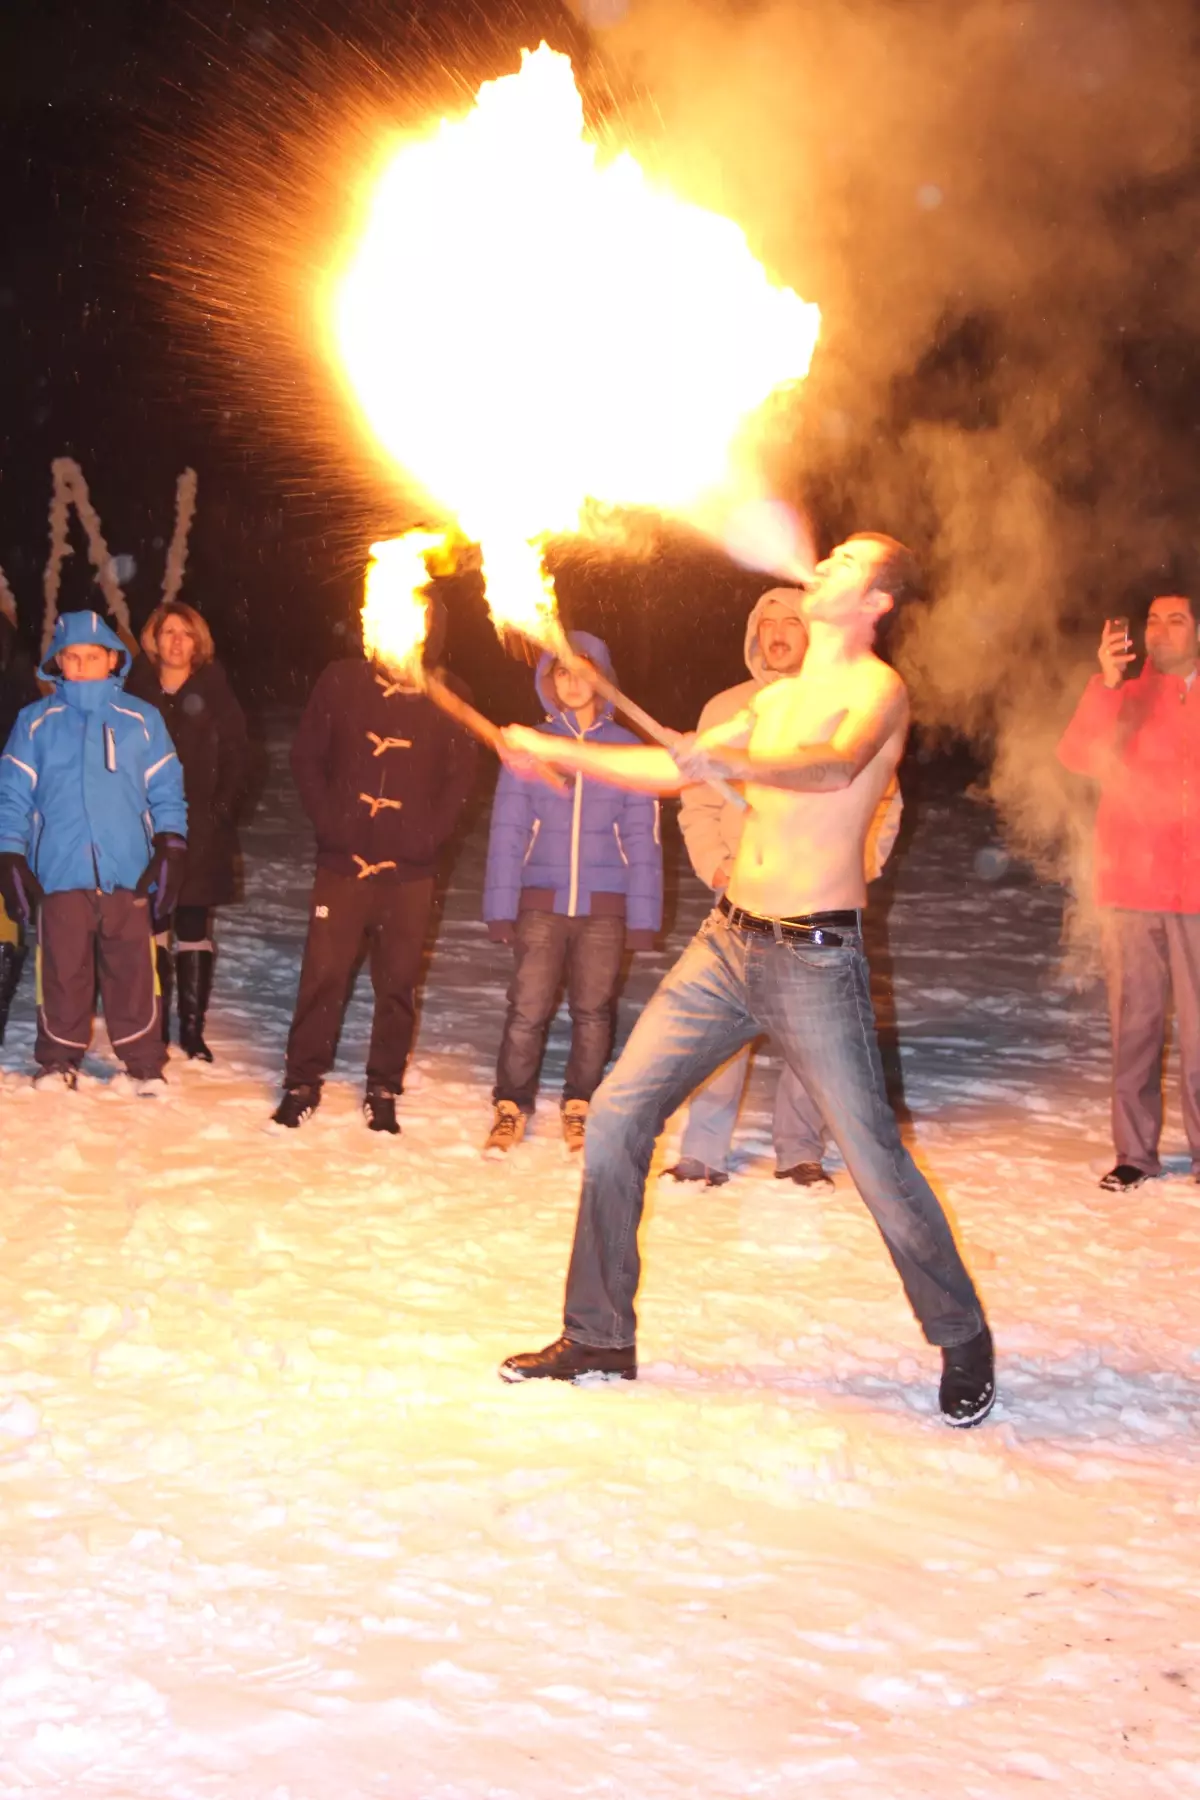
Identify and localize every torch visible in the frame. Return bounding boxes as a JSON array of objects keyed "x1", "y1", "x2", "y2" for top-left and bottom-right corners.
[{"x1": 360, "y1": 535, "x2": 567, "y2": 791}]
